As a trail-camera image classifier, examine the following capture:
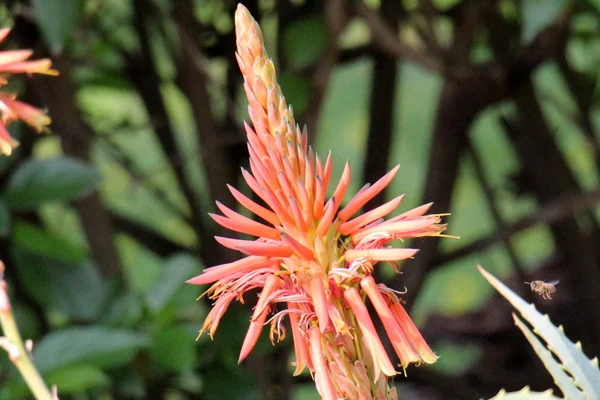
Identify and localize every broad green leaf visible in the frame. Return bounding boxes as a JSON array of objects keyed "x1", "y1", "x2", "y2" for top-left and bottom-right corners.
[
  {"x1": 486, "y1": 387, "x2": 562, "y2": 400},
  {"x1": 33, "y1": 326, "x2": 149, "y2": 374},
  {"x1": 282, "y1": 15, "x2": 327, "y2": 69},
  {"x1": 149, "y1": 326, "x2": 197, "y2": 372},
  {"x1": 479, "y1": 266, "x2": 600, "y2": 397},
  {"x1": 13, "y1": 221, "x2": 88, "y2": 263},
  {"x1": 4, "y1": 156, "x2": 100, "y2": 210},
  {"x1": 32, "y1": 0, "x2": 85, "y2": 54},
  {"x1": 45, "y1": 365, "x2": 109, "y2": 394},
  {"x1": 145, "y1": 253, "x2": 200, "y2": 313},
  {"x1": 14, "y1": 251, "x2": 106, "y2": 320},
  {"x1": 0, "y1": 198, "x2": 11, "y2": 237}
]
